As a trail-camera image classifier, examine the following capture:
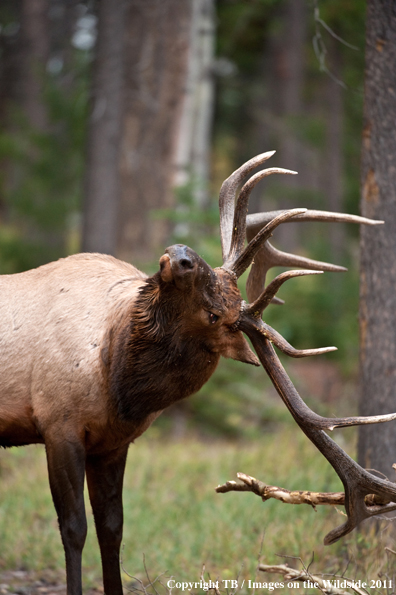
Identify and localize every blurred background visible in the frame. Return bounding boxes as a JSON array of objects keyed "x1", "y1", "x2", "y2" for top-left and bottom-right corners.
[
  {"x1": 0, "y1": 0, "x2": 366, "y2": 438},
  {"x1": 1, "y1": 1, "x2": 392, "y2": 592}
]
